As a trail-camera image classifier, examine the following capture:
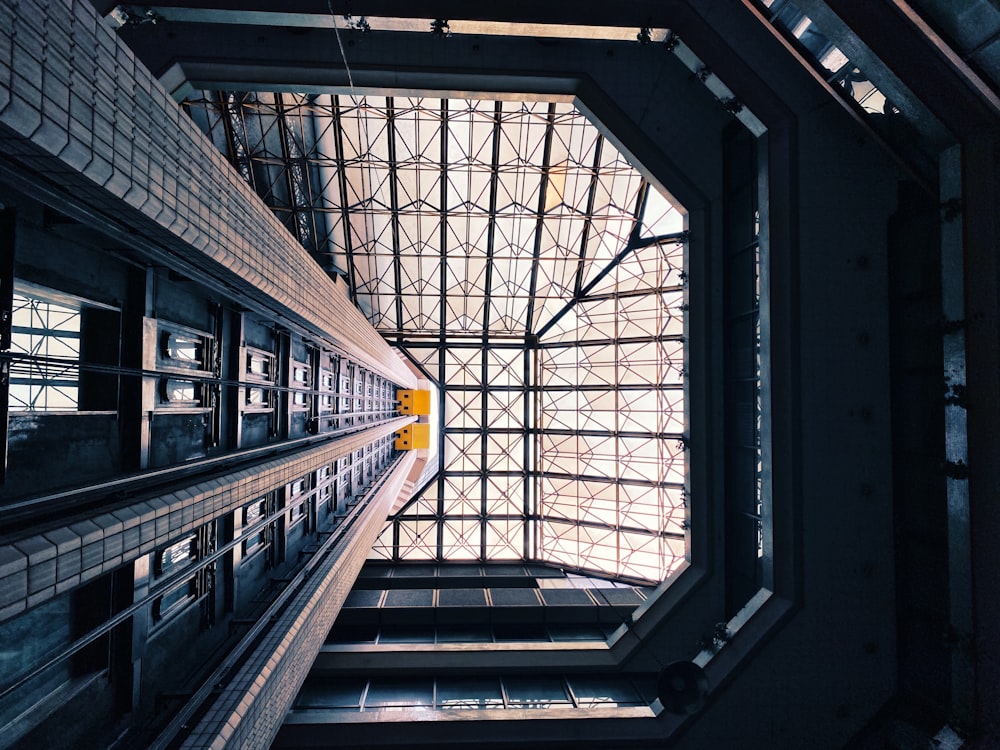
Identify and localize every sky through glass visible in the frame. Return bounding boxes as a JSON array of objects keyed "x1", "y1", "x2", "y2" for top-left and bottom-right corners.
[{"x1": 184, "y1": 92, "x2": 689, "y2": 583}]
